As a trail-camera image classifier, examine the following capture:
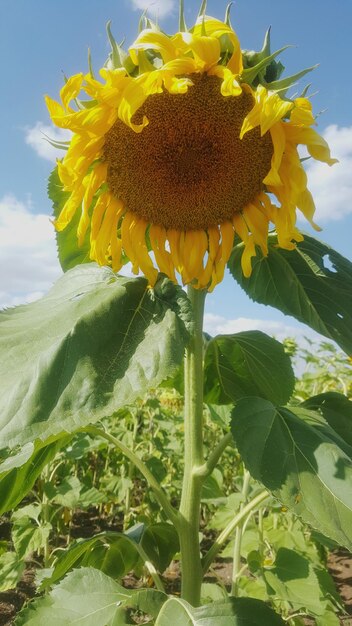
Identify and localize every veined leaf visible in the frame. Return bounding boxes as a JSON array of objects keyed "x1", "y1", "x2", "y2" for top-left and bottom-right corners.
[
  {"x1": 14, "y1": 567, "x2": 129, "y2": 626},
  {"x1": 0, "y1": 265, "x2": 192, "y2": 449},
  {"x1": 204, "y1": 331, "x2": 294, "y2": 405},
  {"x1": 228, "y1": 234, "x2": 352, "y2": 354},
  {"x1": 231, "y1": 397, "x2": 352, "y2": 550}
]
